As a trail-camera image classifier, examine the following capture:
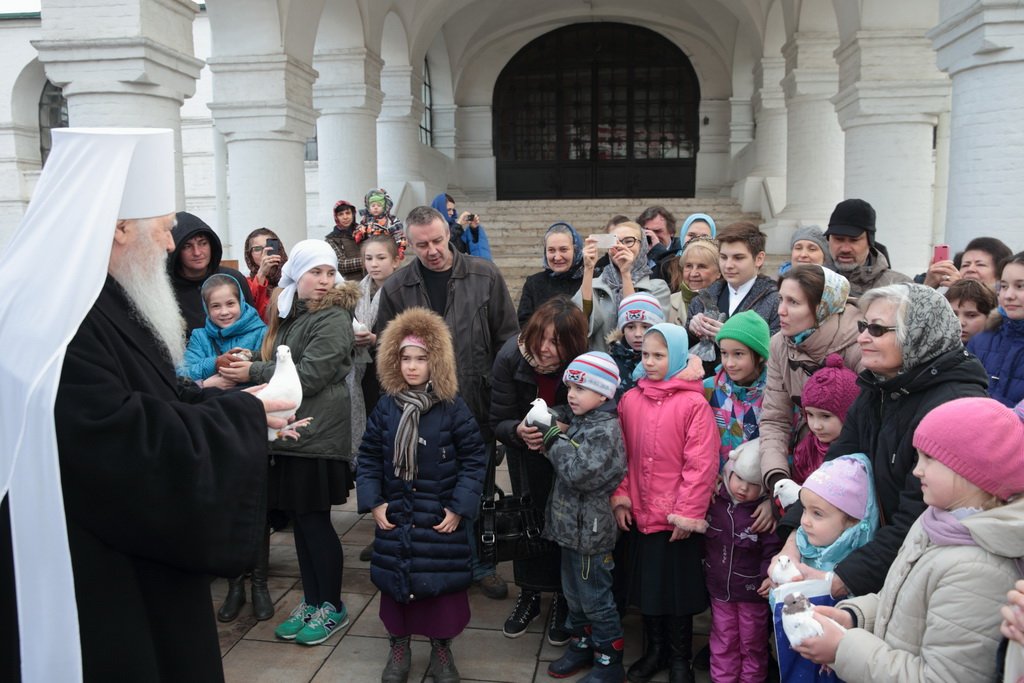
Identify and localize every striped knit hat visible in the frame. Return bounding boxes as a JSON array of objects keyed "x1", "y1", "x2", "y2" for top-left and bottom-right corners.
[
  {"x1": 563, "y1": 351, "x2": 620, "y2": 399},
  {"x1": 617, "y1": 293, "x2": 665, "y2": 330}
]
